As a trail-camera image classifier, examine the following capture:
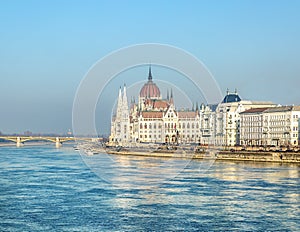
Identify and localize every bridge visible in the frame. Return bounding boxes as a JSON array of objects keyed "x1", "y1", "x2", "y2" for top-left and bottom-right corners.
[{"x1": 0, "y1": 136, "x2": 100, "y2": 148}]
